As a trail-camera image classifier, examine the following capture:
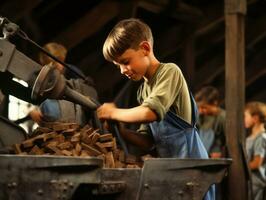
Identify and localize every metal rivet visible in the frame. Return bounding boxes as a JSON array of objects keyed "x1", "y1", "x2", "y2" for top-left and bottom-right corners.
[
  {"x1": 144, "y1": 183, "x2": 149, "y2": 188},
  {"x1": 110, "y1": 184, "x2": 116, "y2": 191},
  {"x1": 102, "y1": 185, "x2": 108, "y2": 192},
  {"x1": 12, "y1": 182, "x2": 17, "y2": 187},
  {"x1": 68, "y1": 182, "x2": 74, "y2": 188},
  {"x1": 50, "y1": 180, "x2": 57, "y2": 184},
  {"x1": 6, "y1": 27, "x2": 13, "y2": 32},
  {"x1": 37, "y1": 189, "x2": 43, "y2": 195},
  {"x1": 63, "y1": 186, "x2": 68, "y2": 192}
]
